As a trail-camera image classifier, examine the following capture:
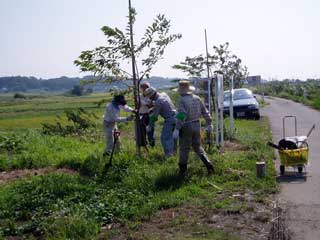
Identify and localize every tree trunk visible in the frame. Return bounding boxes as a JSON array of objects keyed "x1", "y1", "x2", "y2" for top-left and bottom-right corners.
[{"x1": 128, "y1": 0, "x2": 141, "y2": 155}]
